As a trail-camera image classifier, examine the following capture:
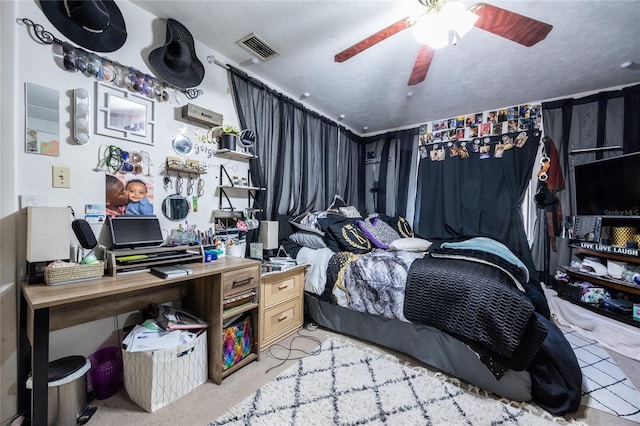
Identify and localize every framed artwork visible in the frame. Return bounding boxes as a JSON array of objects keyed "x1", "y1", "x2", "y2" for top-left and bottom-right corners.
[{"x1": 96, "y1": 83, "x2": 155, "y2": 145}]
